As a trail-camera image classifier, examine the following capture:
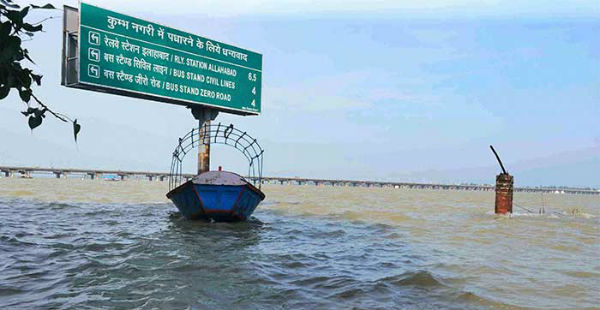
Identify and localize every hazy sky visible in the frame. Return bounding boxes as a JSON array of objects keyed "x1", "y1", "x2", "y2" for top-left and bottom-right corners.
[{"x1": 1, "y1": 0, "x2": 598, "y2": 187}]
